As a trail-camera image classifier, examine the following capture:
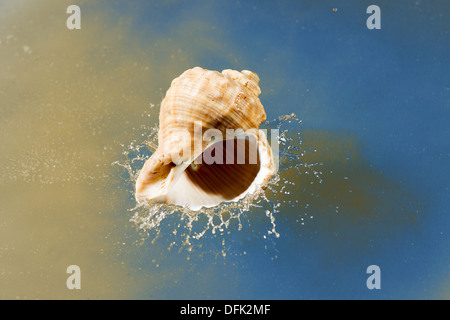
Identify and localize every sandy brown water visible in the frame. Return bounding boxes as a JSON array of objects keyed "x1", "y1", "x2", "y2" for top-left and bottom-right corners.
[{"x1": 0, "y1": 0, "x2": 196, "y2": 299}]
